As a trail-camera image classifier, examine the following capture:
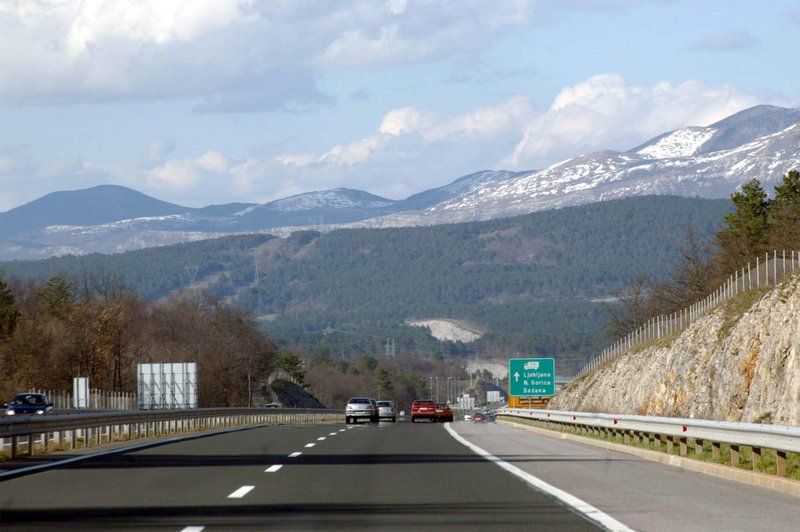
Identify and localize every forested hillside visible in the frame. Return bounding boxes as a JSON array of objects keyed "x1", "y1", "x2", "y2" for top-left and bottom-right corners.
[{"x1": 0, "y1": 196, "x2": 731, "y2": 374}]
